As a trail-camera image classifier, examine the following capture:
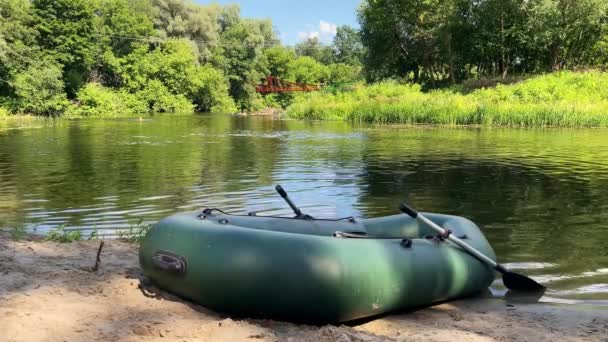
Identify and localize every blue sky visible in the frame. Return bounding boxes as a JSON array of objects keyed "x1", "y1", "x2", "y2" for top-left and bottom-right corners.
[{"x1": 202, "y1": 0, "x2": 361, "y2": 45}]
